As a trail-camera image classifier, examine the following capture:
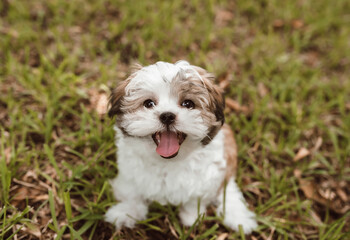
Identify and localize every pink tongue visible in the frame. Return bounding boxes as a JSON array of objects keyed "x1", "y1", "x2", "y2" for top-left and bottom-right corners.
[{"x1": 156, "y1": 131, "x2": 180, "y2": 158}]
